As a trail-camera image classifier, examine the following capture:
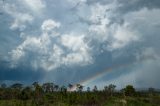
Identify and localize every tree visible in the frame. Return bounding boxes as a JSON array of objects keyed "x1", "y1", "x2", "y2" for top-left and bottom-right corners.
[
  {"x1": 20, "y1": 86, "x2": 32, "y2": 100},
  {"x1": 124, "y1": 85, "x2": 135, "y2": 96},
  {"x1": 104, "y1": 84, "x2": 116, "y2": 96},
  {"x1": 93, "y1": 85, "x2": 98, "y2": 92},
  {"x1": 10, "y1": 83, "x2": 23, "y2": 90},
  {"x1": 32, "y1": 82, "x2": 38, "y2": 90},
  {"x1": 148, "y1": 87, "x2": 155, "y2": 96},
  {"x1": 108, "y1": 84, "x2": 116, "y2": 96},
  {"x1": 1, "y1": 83, "x2": 7, "y2": 88},
  {"x1": 60, "y1": 85, "x2": 67, "y2": 93},
  {"x1": 76, "y1": 84, "x2": 83, "y2": 92},
  {"x1": 54, "y1": 85, "x2": 59, "y2": 91},
  {"x1": 104, "y1": 86, "x2": 108, "y2": 91},
  {"x1": 0, "y1": 83, "x2": 7, "y2": 99},
  {"x1": 42, "y1": 82, "x2": 54, "y2": 92},
  {"x1": 9, "y1": 83, "x2": 23, "y2": 99},
  {"x1": 32, "y1": 82, "x2": 43, "y2": 98},
  {"x1": 68, "y1": 84, "x2": 73, "y2": 89},
  {"x1": 49, "y1": 83, "x2": 54, "y2": 92},
  {"x1": 33, "y1": 83, "x2": 44, "y2": 105},
  {"x1": 87, "y1": 87, "x2": 90, "y2": 92},
  {"x1": 68, "y1": 83, "x2": 73, "y2": 92}
]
